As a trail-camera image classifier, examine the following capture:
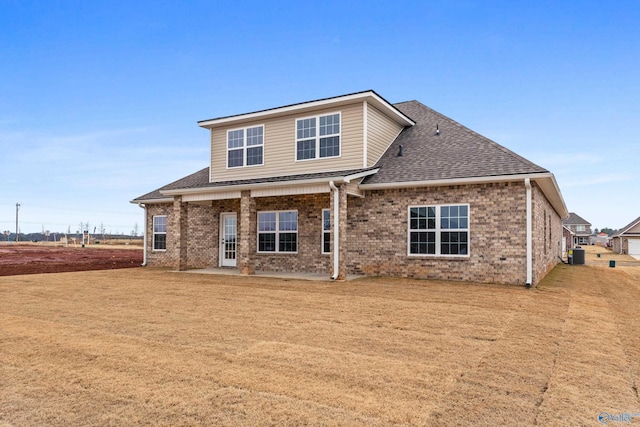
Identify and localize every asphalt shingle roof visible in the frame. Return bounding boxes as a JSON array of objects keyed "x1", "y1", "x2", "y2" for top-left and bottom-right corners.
[
  {"x1": 614, "y1": 216, "x2": 640, "y2": 236},
  {"x1": 562, "y1": 212, "x2": 591, "y2": 226},
  {"x1": 362, "y1": 101, "x2": 548, "y2": 185}
]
